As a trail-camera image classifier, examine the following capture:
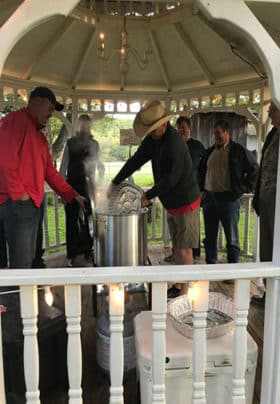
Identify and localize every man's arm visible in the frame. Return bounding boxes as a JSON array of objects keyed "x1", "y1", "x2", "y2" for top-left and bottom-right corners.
[
  {"x1": 243, "y1": 148, "x2": 259, "y2": 193},
  {"x1": 45, "y1": 145, "x2": 78, "y2": 203},
  {"x1": 112, "y1": 137, "x2": 152, "y2": 185}
]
